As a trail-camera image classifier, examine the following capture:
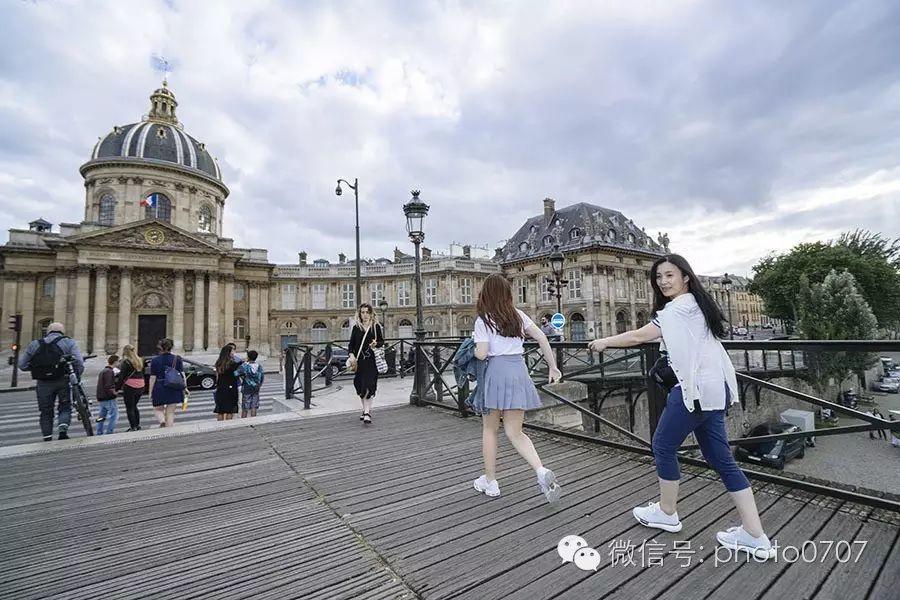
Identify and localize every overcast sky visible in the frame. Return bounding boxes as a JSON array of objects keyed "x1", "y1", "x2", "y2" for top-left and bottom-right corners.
[{"x1": 1, "y1": 0, "x2": 898, "y2": 276}]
